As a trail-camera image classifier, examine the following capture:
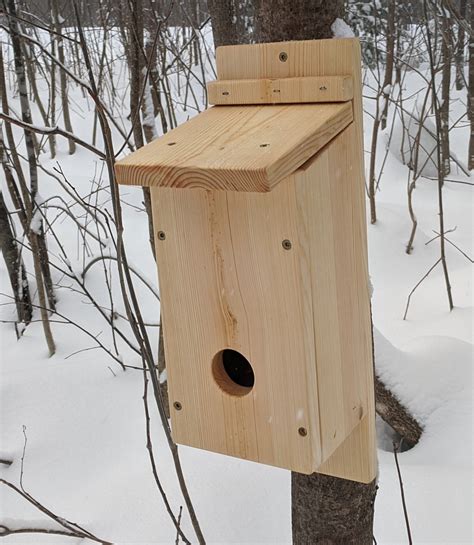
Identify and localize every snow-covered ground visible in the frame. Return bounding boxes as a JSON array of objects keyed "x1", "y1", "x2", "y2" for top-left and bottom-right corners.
[{"x1": 1, "y1": 29, "x2": 472, "y2": 544}]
